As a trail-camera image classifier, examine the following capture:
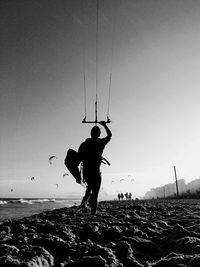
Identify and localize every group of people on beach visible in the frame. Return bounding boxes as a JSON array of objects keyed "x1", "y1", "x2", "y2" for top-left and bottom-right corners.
[{"x1": 117, "y1": 192, "x2": 132, "y2": 201}]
